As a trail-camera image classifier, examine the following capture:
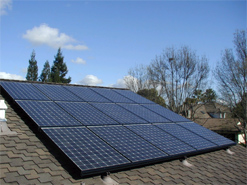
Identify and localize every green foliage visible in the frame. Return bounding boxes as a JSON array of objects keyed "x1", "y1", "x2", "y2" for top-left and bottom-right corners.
[
  {"x1": 39, "y1": 60, "x2": 51, "y2": 82},
  {"x1": 203, "y1": 88, "x2": 217, "y2": 102},
  {"x1": 50, "y1": 48, "x2": 71, "y2": 83},
  {"x1": 137, "y1": 88, "x2": 166, "y2": 107},
  {"x1": 26, "y1": 50, "x2": 38, "y2": 81},
  {"x1": 184, "y1": 89, "x2": 217, "y2": 105}
]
